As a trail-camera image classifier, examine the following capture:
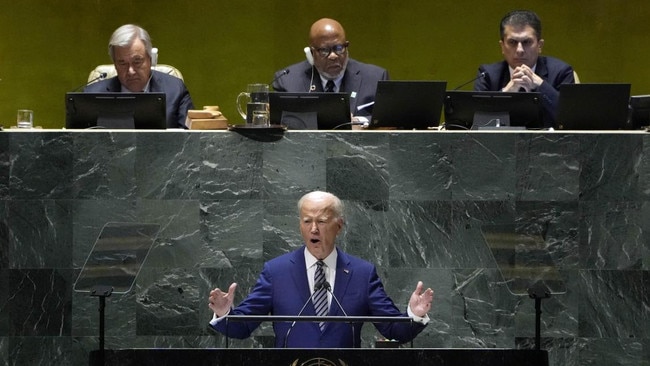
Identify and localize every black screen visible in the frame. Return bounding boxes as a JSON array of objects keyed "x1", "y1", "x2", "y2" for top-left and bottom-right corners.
[
  {"x1": 370, "y1": 80, "x2": 447, "y2": 130},
  {"x1": 65, "y1": 92, "x2": 167, "y2": 129},
  {"x1": 269, "y1": 92, "x2": 351, "y2": 130},
  {"x1": 444, "y1": 91, "x2": 543, "y2": 130}
]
